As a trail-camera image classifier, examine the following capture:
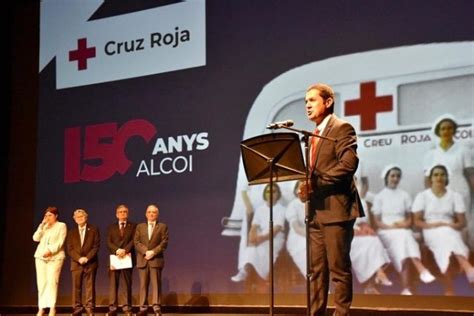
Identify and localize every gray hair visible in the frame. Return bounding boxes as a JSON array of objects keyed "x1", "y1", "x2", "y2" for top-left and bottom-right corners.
[{"x1": 73, "y1": 208, "x2": 88, "y2": 218}]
